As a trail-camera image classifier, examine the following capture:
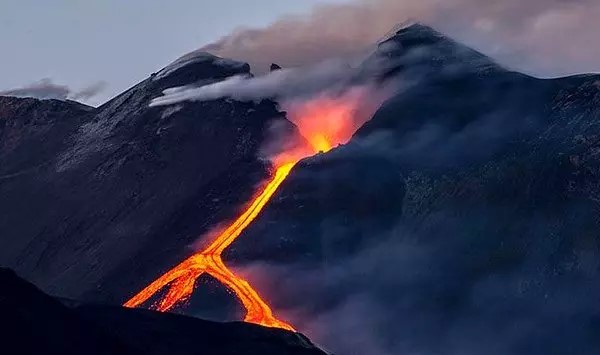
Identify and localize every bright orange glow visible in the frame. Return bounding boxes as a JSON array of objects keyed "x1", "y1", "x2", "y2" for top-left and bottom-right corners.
[
  {"x1": 124, "y1": 163, "x2": 296, "y2": 331},
  {"x1": 310, "y1": 134, "x2": 332, "y2": 153},
  {"x1": 124, "y1": 89, "x2": 380, "y2": 331},
  {"x1": 284, "y1": 87, "x2": 375, "y2": 154}
]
